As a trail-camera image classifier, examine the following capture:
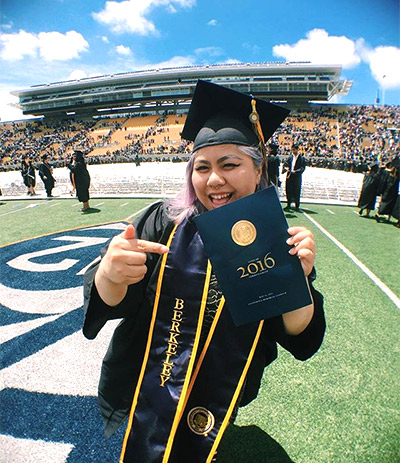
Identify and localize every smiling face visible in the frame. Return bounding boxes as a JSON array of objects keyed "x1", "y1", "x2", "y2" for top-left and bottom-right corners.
[{"x1": 191, "y1": 144, "x2": 262, "y2": 210}]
